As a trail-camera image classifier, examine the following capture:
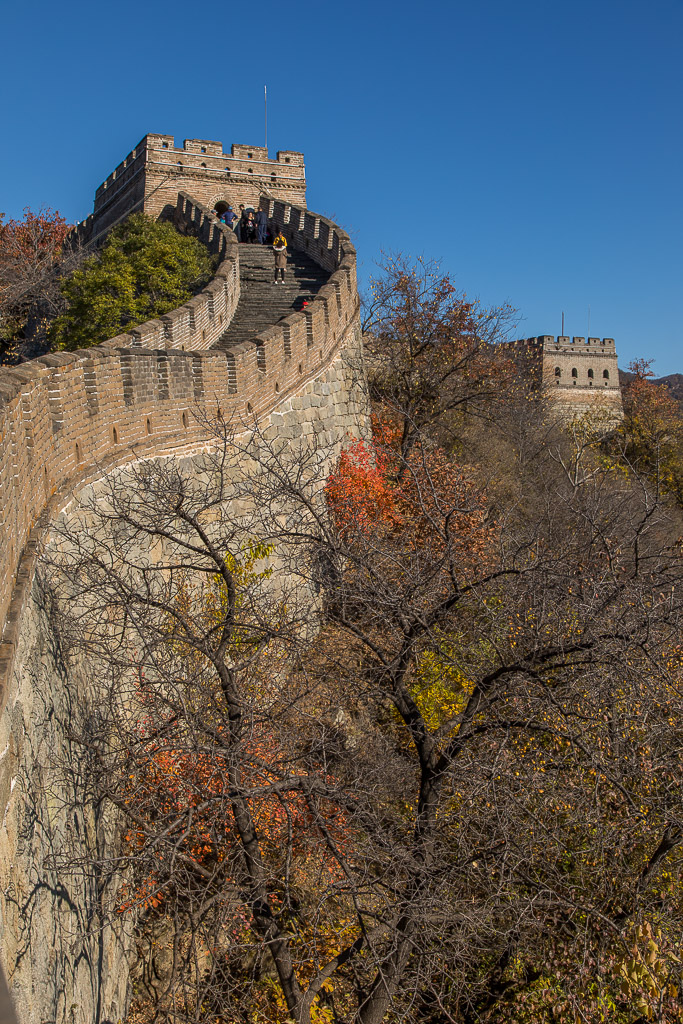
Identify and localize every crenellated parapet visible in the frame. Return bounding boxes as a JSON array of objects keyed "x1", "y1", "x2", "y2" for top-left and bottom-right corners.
[
  {"x1": 501, "y1": 334, "x2": 623, "y2": 416},
  {"x1": 0, "y1": 195, "x2": 360, "y2": 696},
  {"x1": 84, "y1": 134, "x2": 307, "y2": 242},
  {"x1": 69, "y1": 192, "x2": 240, "y2": 351}
]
